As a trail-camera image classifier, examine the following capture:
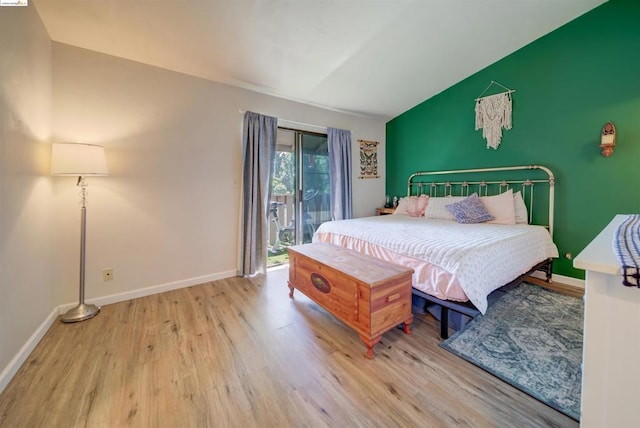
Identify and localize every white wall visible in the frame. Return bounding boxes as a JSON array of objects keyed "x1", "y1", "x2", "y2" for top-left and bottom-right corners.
[
  {"x1": 52, "y1": 43, "x2": 386, "y2": 305},
  {"x1": 0, "y1": 5, "x2": 54, "y2": 388}
]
